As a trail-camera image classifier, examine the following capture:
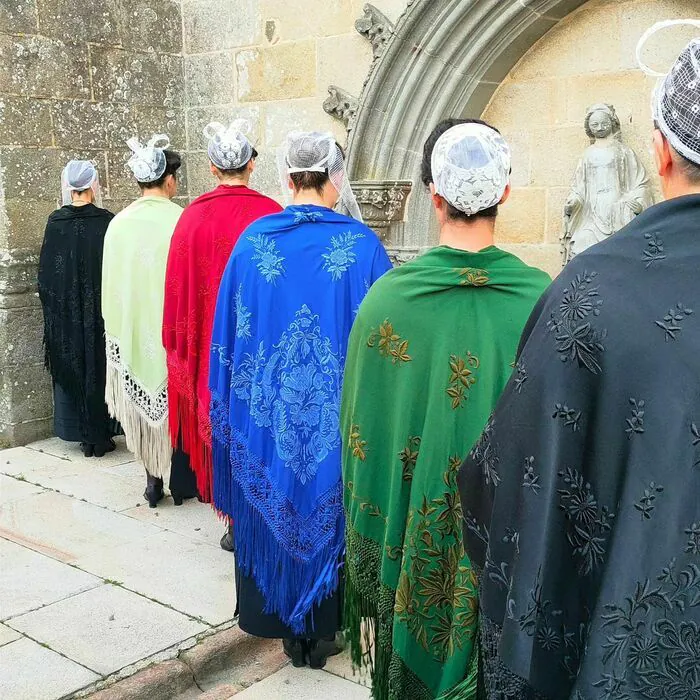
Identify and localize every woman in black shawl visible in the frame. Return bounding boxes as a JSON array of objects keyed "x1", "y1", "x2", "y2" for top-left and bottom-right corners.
[{"x1": 38, "y1": 160, "x2": 117, "y2": 457}]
